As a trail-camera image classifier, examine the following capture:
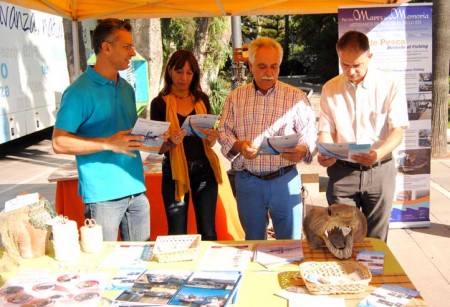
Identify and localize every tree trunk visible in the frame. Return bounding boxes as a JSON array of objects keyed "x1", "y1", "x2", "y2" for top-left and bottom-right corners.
[
  {"x1": 205, "y1": 19, "x2": 232, "y2": 94},
  {"x1": 284, "y1": 15, "x2": 290, "y2": 63},
  {"x1": 431, "y1": 0, "x2": 450, "y2": 158},
  {"x1": 63, "y1": 19, "x2": 87, "y2": 83},
  {"x1": 193, "y1": 18, "x2": 213, "y2": 92},
  {"x1": 131, "y1": 19, "x2": 163, "y2": 119}
]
